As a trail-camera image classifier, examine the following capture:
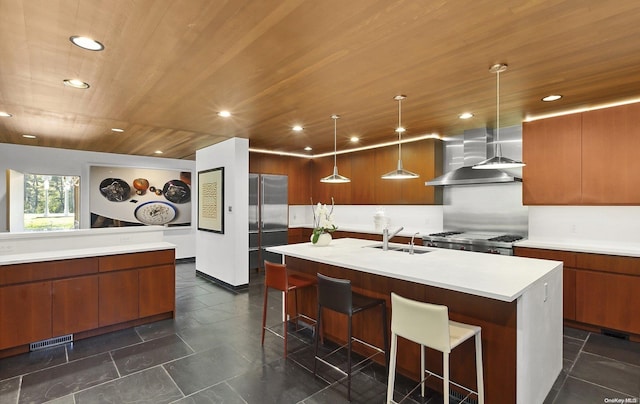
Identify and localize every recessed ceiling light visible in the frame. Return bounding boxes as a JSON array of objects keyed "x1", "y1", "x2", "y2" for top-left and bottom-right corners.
[
  {"x1": 0, "y1": 111, "x2": 12, "y2": 117},
  {"x1": 22, "y1": 134, "x2": 37, "y2": 139},
  {"x1": 154, "y1": 150, "x2": 163, "y2": 154},
  {"x1": 304, "y1": 146, "x2": 312, "y2": 151},
  {"x1": 542, "y1": 94, "x2": 563, "y2": 102},
  {"x1": 350, "y1": 136, "x2": 359, "y2": 142},
  {"x1": 218, "y1": 111, "x2": 231, "y2": 117},
  {"x1": 459, "y1": 112, "x2": 474, "y2": 119},
  {"x1": 69, "y1": 36, "x2": 104, "y2": 51},
  {"x1": 111, "y1": 128, "x2": 124, "y2": 133},
  {"x1": 292, "y1": 125, "x2": 303, "y2": 132},
  {"x1": 63, "y1": 79, "x2": 90, "y2": 89}
]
